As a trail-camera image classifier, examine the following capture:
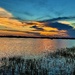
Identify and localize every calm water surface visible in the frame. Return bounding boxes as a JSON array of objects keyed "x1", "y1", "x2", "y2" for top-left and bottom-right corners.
[{"x1": 0, "y1": 38, "x2": 75, "y2": 58}]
